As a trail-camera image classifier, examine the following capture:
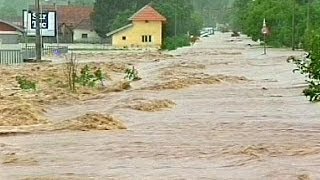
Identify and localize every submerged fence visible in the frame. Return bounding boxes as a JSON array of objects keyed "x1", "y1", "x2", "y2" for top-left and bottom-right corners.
[
  {"x1": 0, "y1": 45, "x2": 68, "y2": 65},
  {"x1": 0, "y1": 50, "x2": 23, "y2": 65},
  {"x1": 22, "y1": 45, "x2": 68, "y2": 56}
]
